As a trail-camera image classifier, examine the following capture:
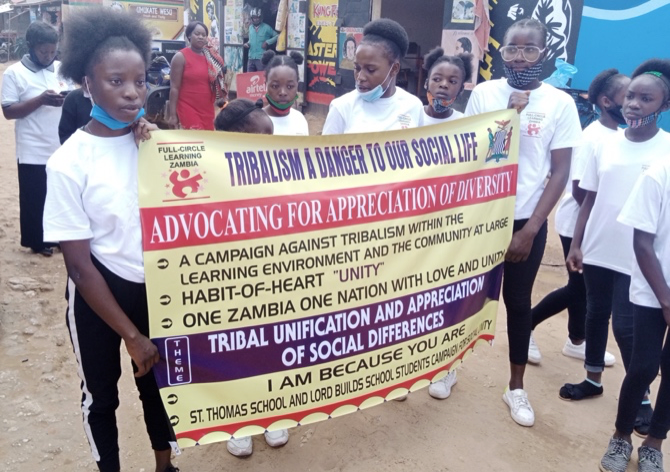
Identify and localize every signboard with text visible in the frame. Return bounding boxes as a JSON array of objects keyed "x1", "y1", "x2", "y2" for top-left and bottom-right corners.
[{"x1": 139, "y1": 110, "x2": 519, "y2": 447}]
